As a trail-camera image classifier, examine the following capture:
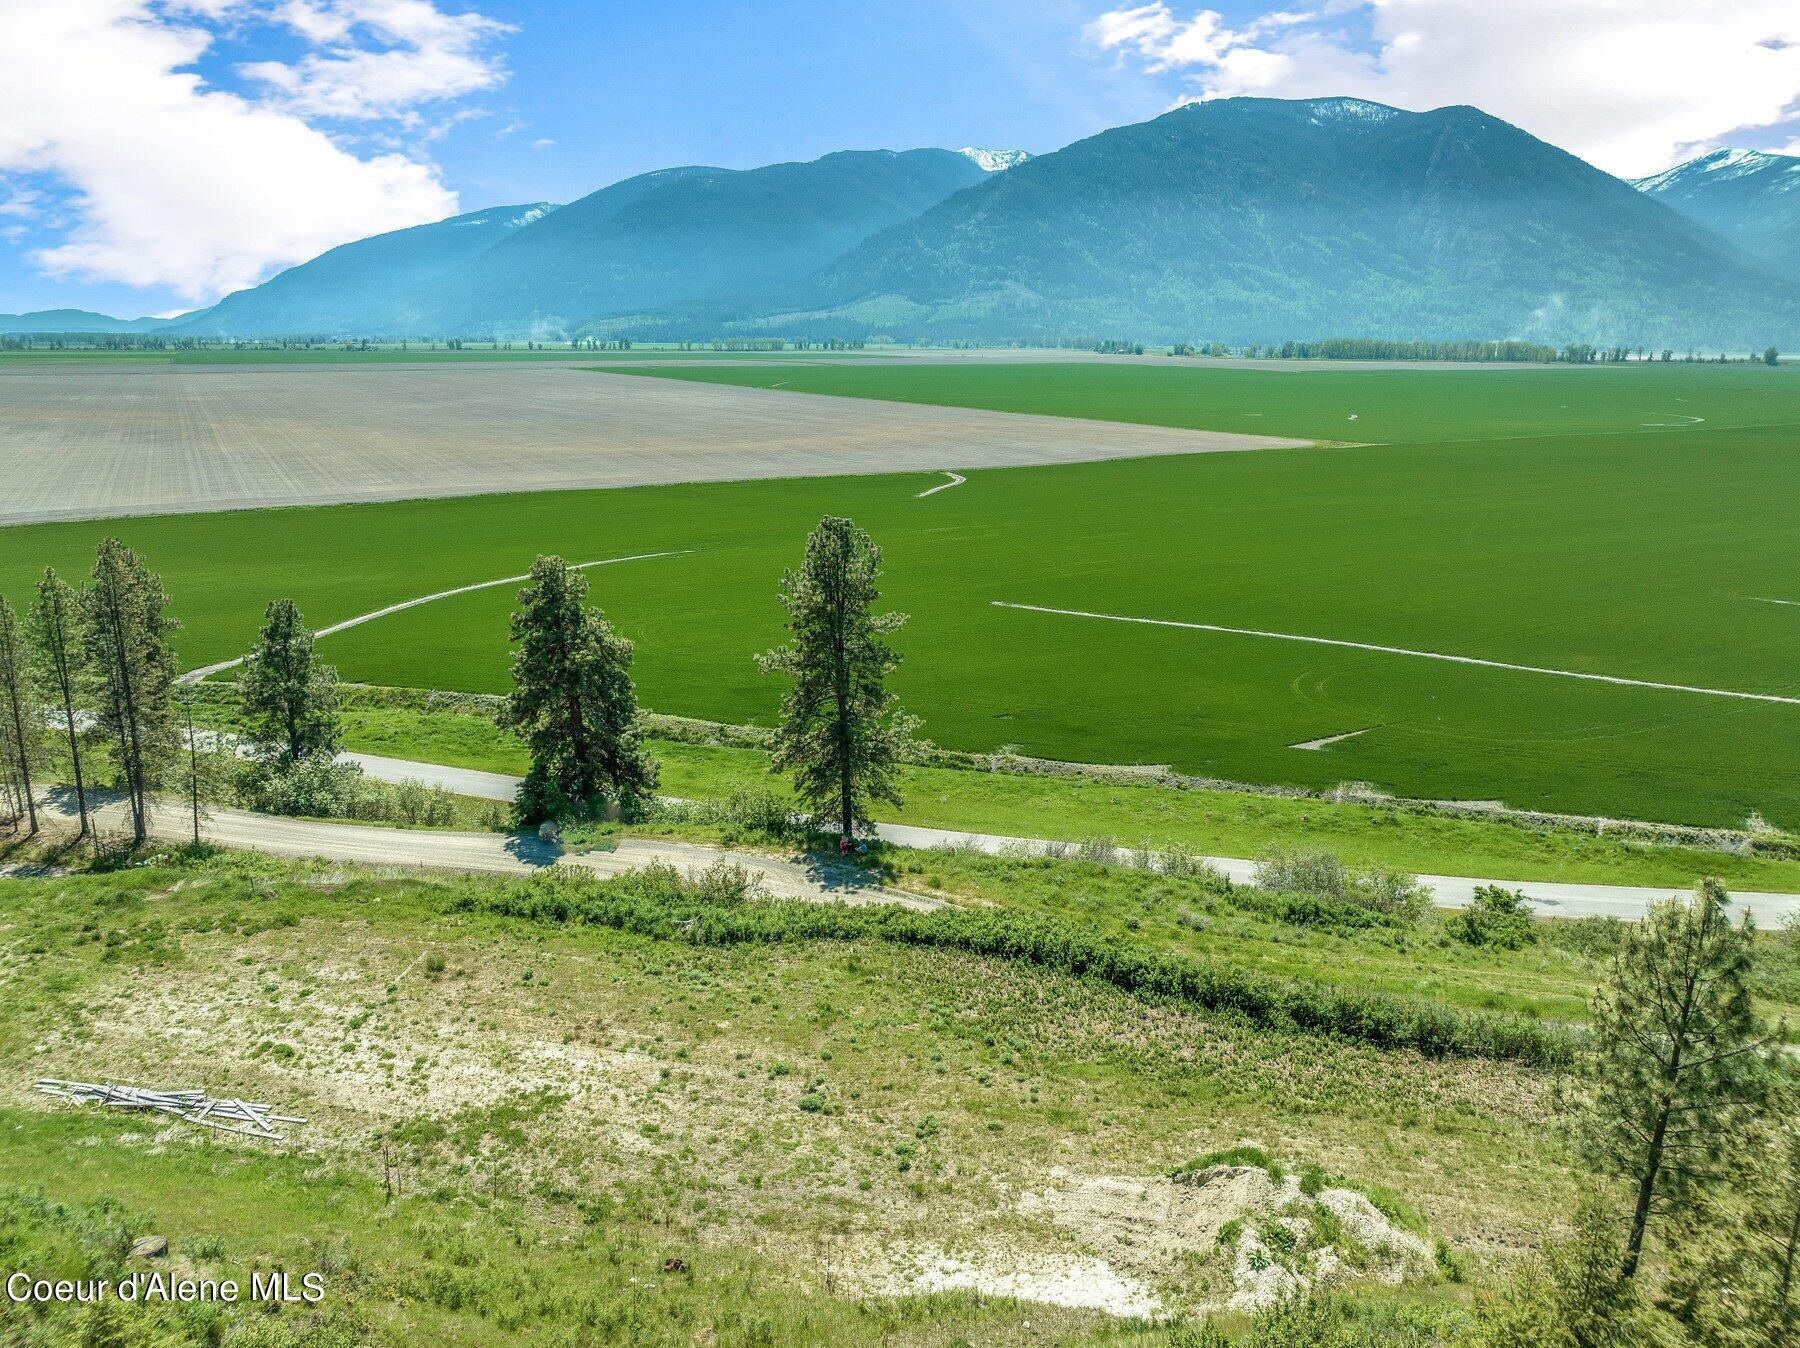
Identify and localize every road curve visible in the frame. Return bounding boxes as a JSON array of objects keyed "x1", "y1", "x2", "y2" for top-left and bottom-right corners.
[{"x1": 345, "y1": 752, "x2": 1800, "y2": 925}]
